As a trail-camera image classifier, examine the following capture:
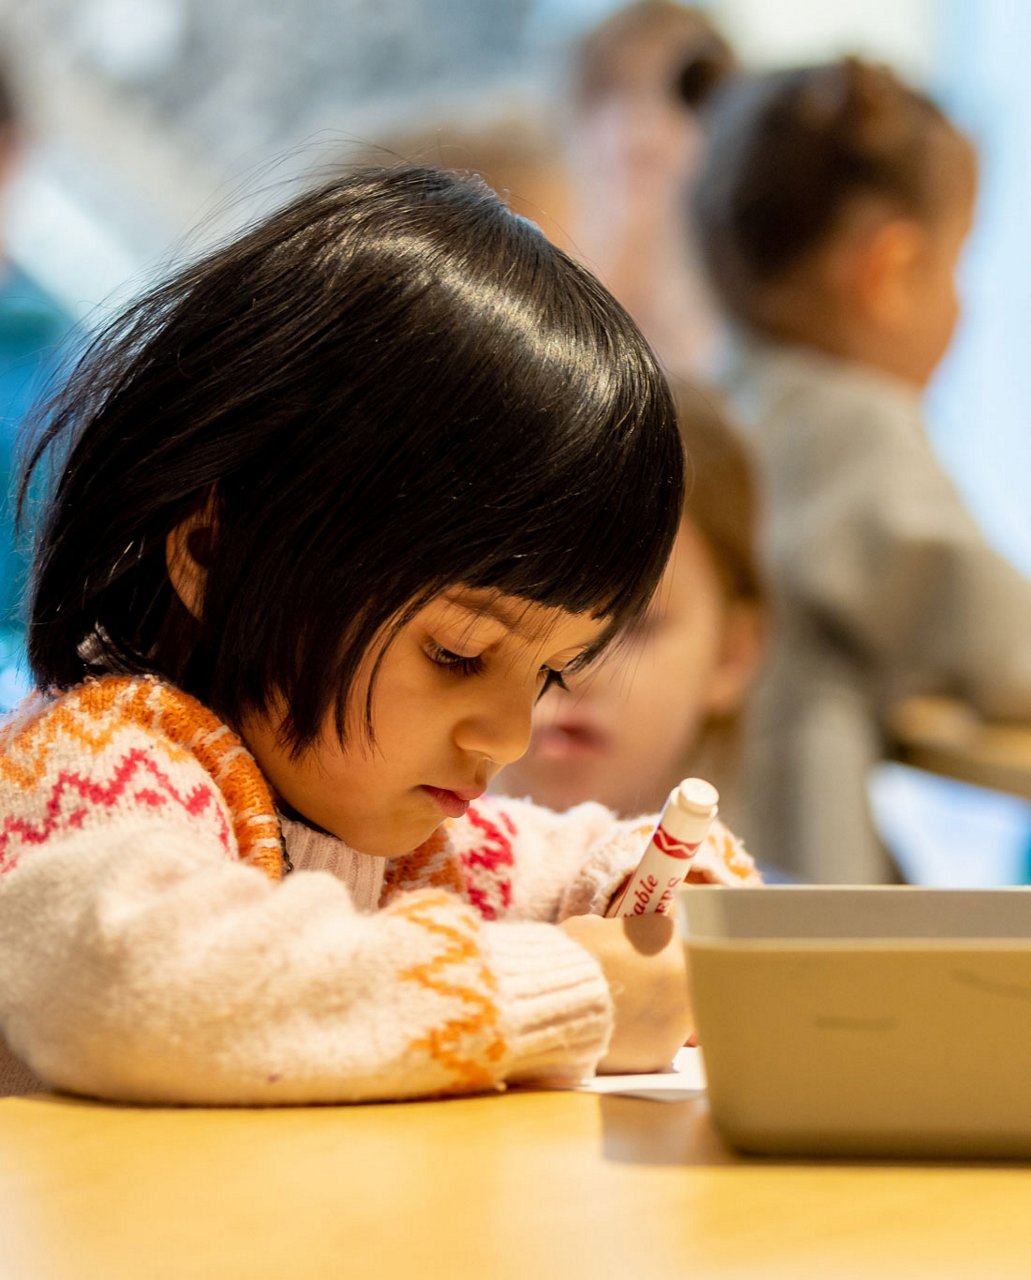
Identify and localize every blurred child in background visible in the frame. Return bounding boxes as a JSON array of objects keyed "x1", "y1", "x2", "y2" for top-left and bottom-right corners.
[
  {"x1": 694, "y1": 56, "x2": 1031, "y2": 883},
  {"x1": 562, "y1": 1, "x2": 737, "y2": 373},
  {"x1": 497, "y1": 381, "x2": 764, "y2": 829}
]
